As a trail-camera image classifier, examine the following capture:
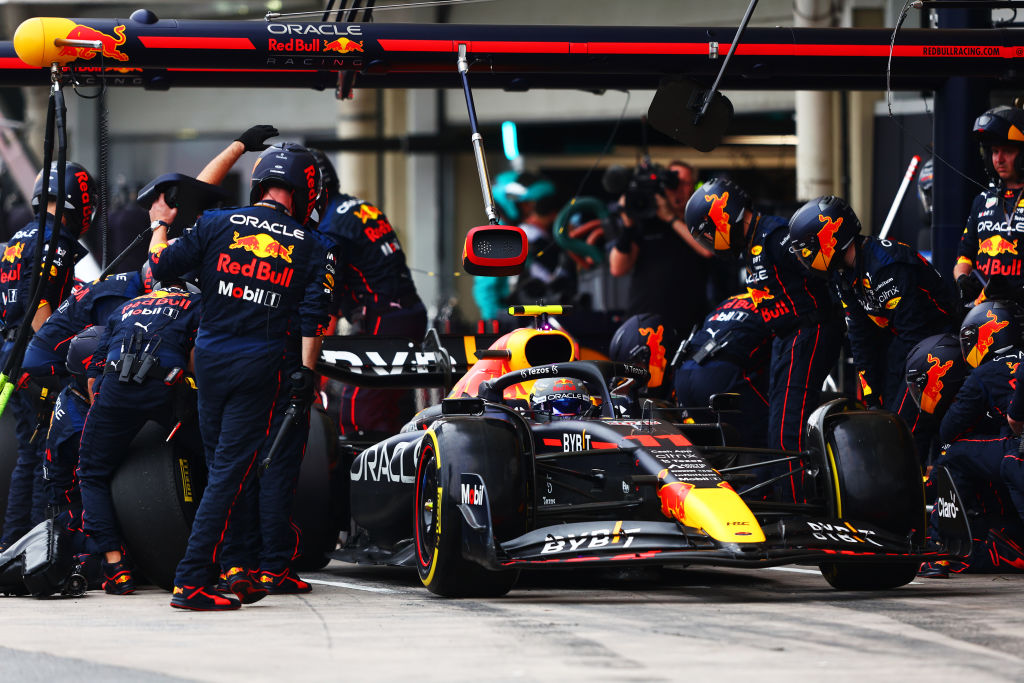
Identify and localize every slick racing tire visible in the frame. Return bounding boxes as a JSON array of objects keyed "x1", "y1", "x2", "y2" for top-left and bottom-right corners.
[
  {"x1": 291, "y1": 407, "x2": 340, "y2": 571},
  {"x1": 817, "y1": 408, "x2": 923, "y2": 590},
  {"x1": 0, "y1": 411, "x2": 18, "y2": 539},
  {"x1": 112, "y1": 420, "x2": 206, "y2": 591},
  {"x1": 414, "y1": 417, "x2": 527, "y2": 598}
]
